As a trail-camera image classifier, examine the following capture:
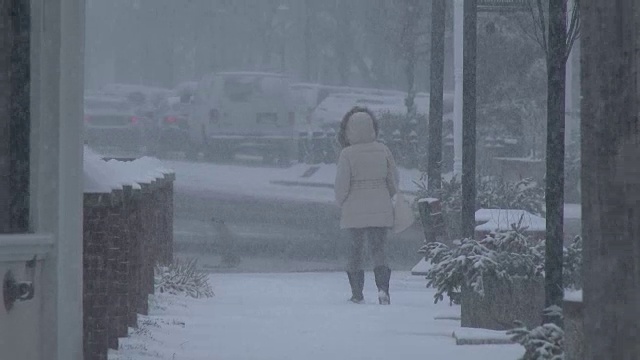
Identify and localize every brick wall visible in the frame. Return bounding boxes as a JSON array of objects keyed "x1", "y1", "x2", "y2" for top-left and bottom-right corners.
[{"x1": 82, "y1": 174, "x2": 174, "y2": 360}]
